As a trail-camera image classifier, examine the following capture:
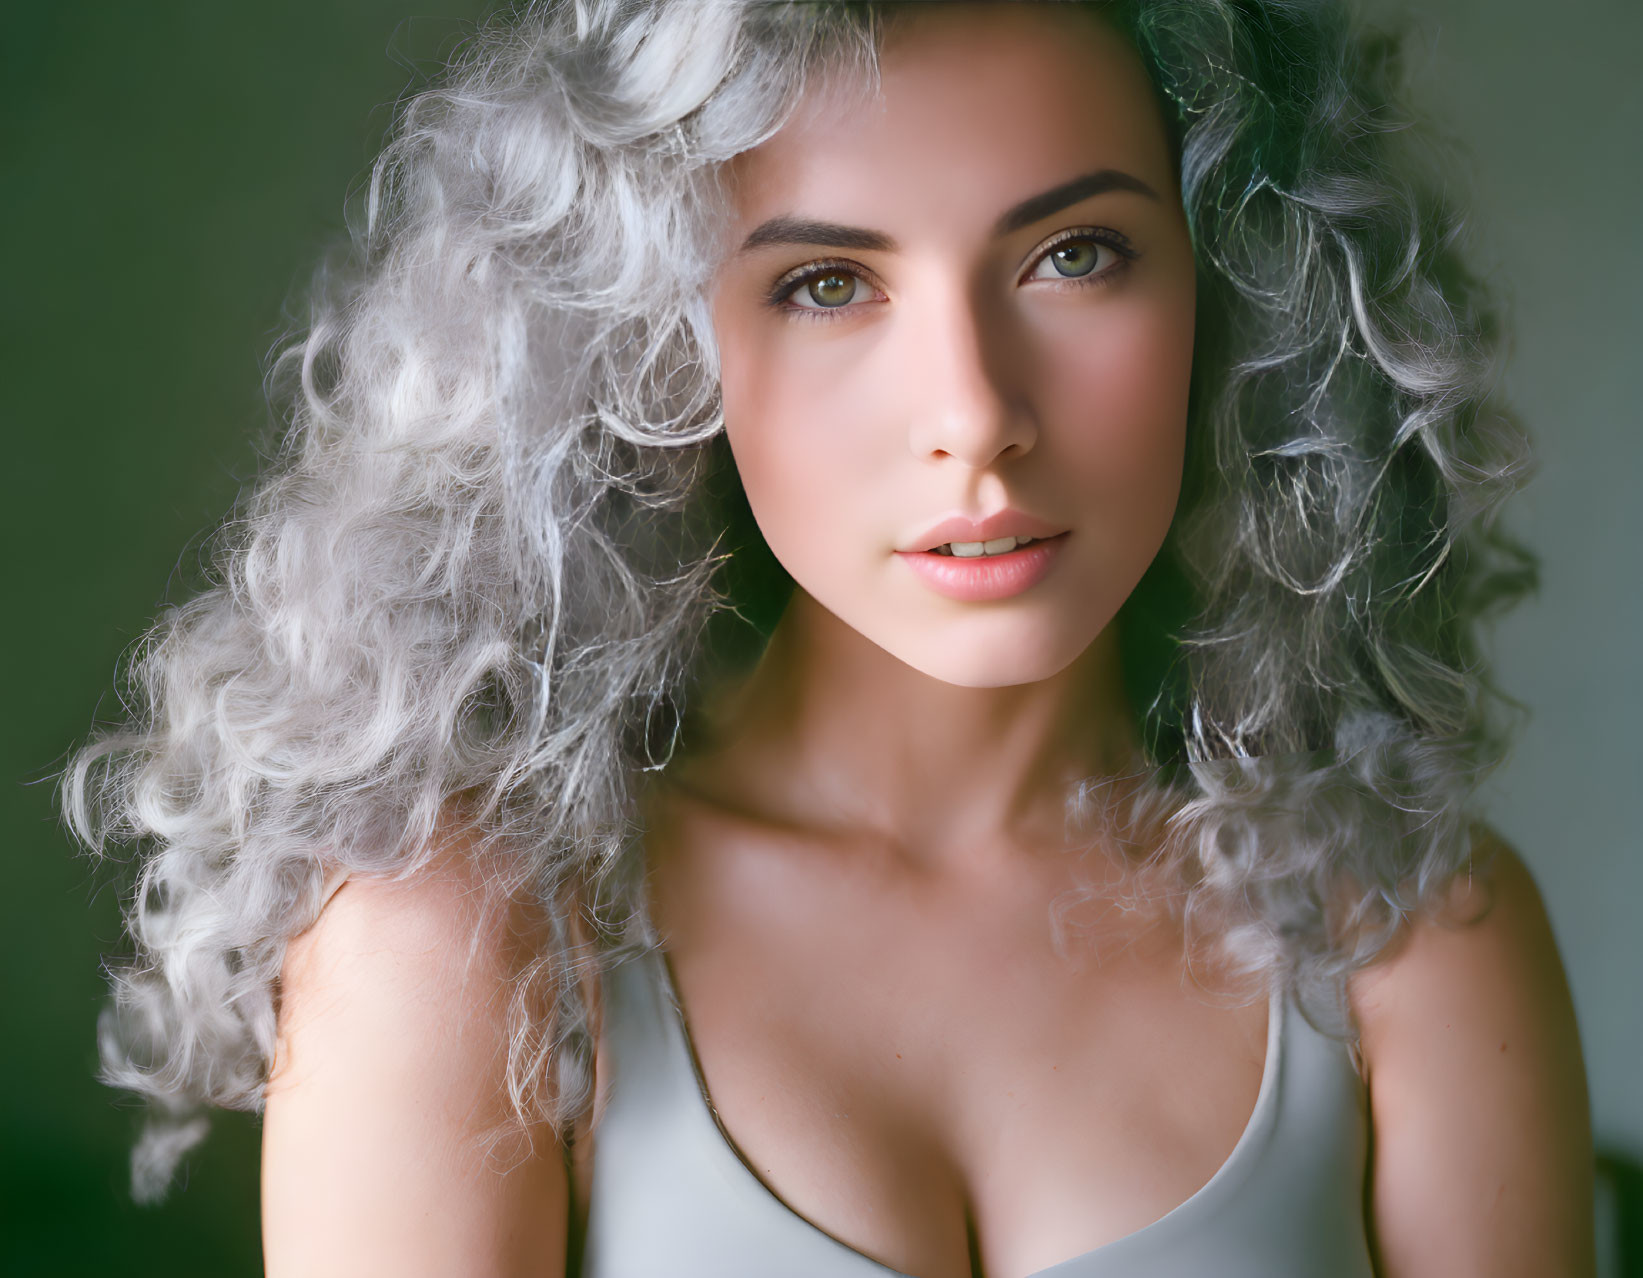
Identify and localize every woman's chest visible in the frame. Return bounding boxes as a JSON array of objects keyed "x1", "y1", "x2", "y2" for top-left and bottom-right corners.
[{"x1": 573, "y1": 829, "x2": 1272, "y2": 1278}]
